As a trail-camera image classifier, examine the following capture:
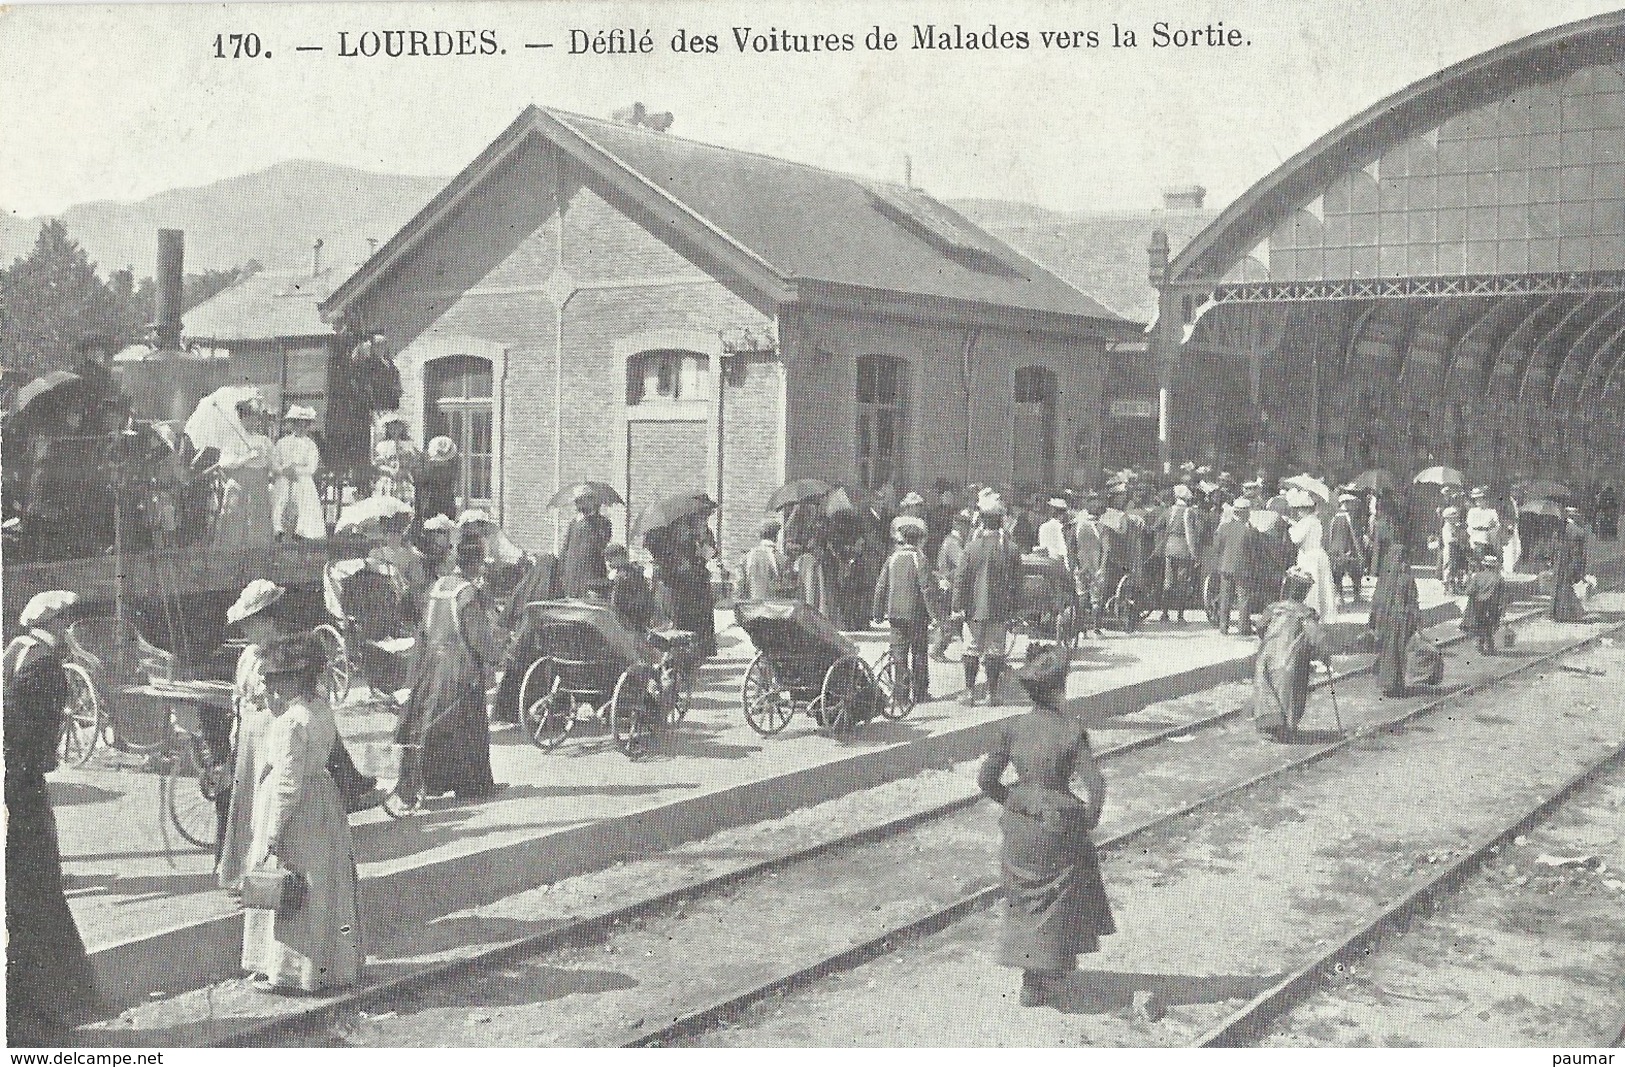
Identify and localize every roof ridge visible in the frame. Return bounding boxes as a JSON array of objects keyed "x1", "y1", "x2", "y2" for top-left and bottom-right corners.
[{"x1": 540, "y1": 106, "x2": 900, "y2": 191}]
